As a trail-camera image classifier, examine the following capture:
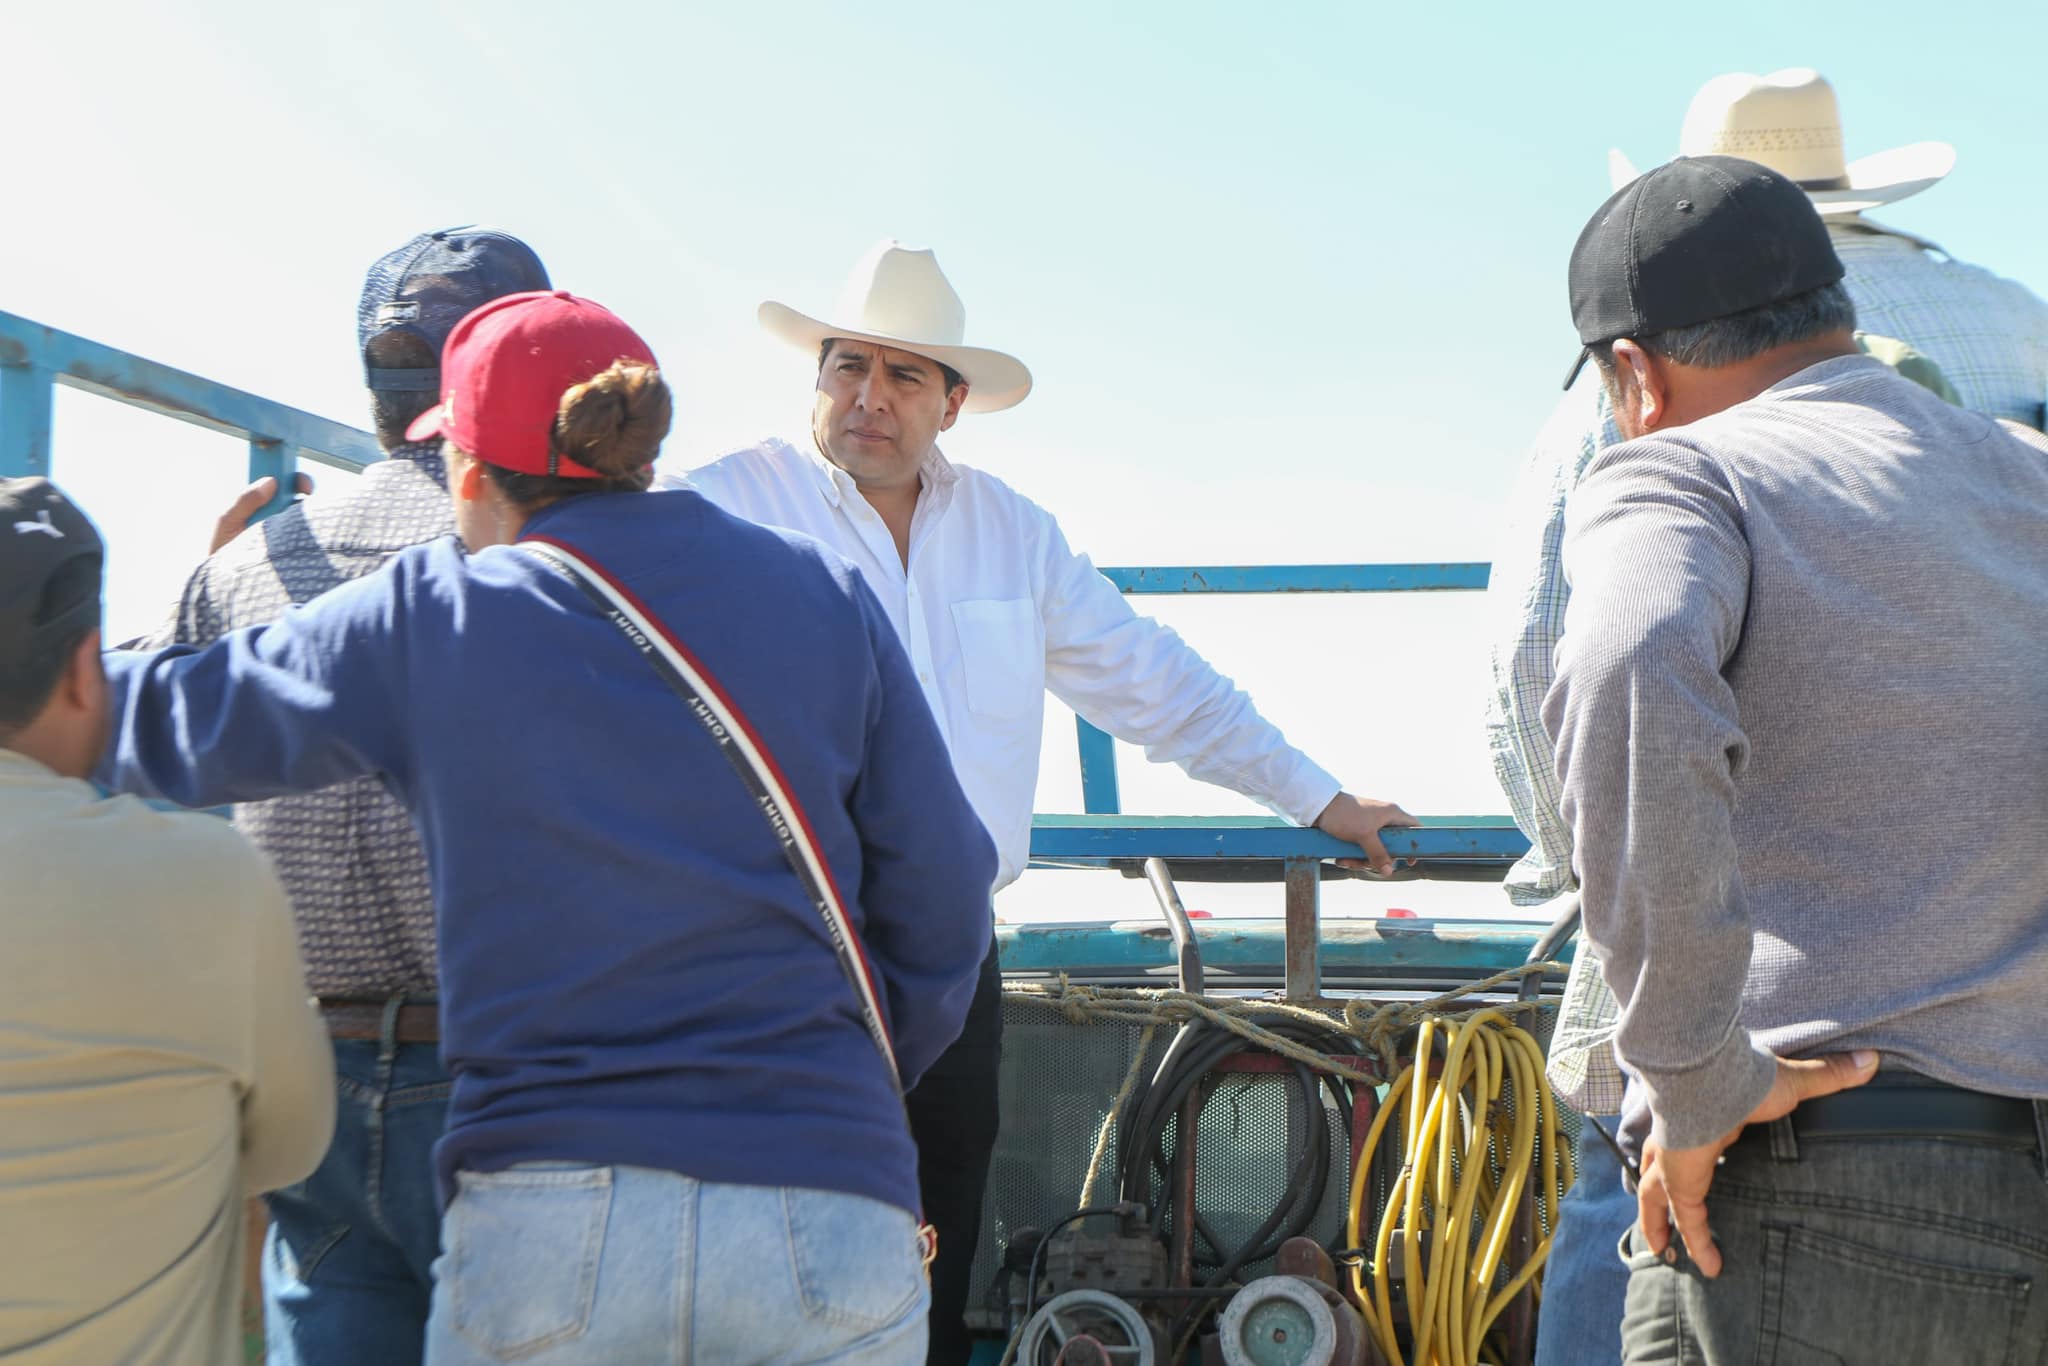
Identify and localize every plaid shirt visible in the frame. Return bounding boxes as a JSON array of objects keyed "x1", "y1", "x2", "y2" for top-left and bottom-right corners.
[
  {"x1": 1834, "y1": 223, "x2": 2048, "y2": 430},
  {"x1": 137, "y1": 444, "x2": 451, "y2": 999},
  {"x1": 1486, "y1": 223, "x2": 2048, "y2": 1114}
]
